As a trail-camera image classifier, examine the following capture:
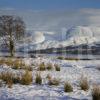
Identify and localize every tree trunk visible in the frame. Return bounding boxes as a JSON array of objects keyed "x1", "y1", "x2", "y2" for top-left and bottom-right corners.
[{"x1": 9, "y1": 40, "x2": 14, "y2": 57}]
